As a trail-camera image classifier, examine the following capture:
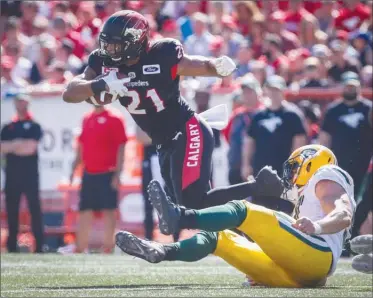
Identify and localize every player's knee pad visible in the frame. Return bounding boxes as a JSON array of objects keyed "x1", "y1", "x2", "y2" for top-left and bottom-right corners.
[
  {"x1": 225, "y1": 200, "x2": 248, "y2": 226},
  {"x1": 196, "y1": 231, "x2": 219, "y2": 252}
]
